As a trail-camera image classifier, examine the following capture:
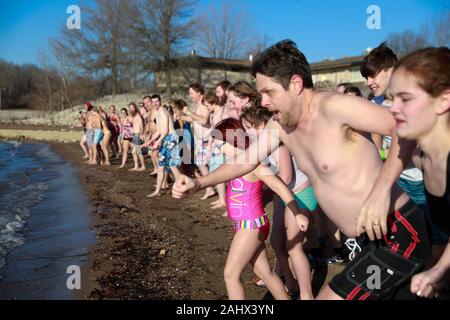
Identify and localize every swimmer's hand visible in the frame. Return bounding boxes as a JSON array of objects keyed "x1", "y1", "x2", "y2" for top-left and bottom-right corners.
[
  {"x1": 295, "y1": 214, "x2": 309, "y2": 232},
  {"x1": 356, "y1": 187, "x2": 390, "y2": 241},
  {"x1": 172, "y1": 174, "x2": 200, "y2": 198},
  {"x1": 411, "y1": 265, "x2": 448, "y2": 299}
]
